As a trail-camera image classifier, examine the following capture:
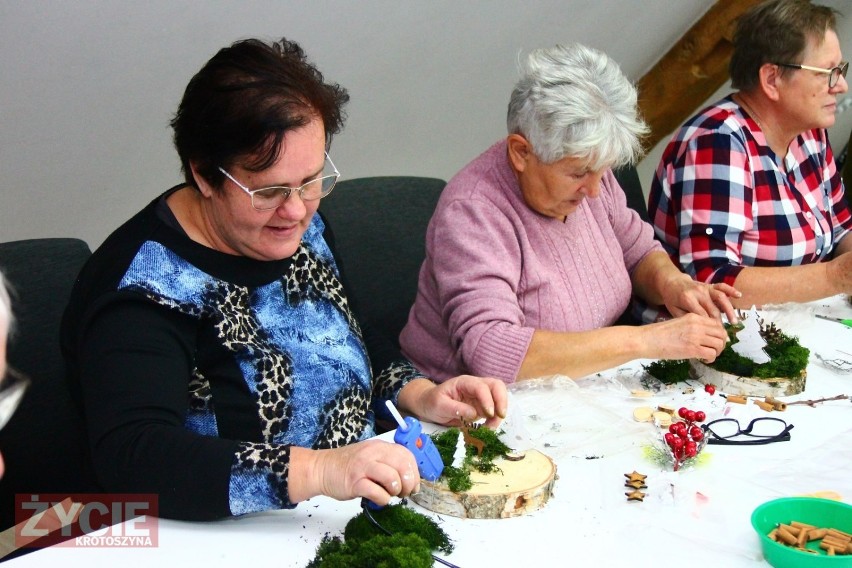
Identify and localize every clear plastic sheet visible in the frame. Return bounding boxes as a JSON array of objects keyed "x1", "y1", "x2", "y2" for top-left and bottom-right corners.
[{"x1": 499, "y1": 374, "x2": 652, "y2": 461}]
